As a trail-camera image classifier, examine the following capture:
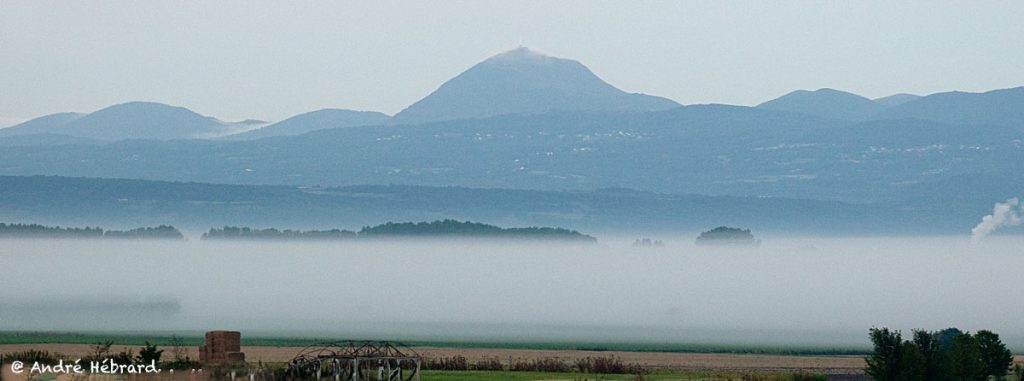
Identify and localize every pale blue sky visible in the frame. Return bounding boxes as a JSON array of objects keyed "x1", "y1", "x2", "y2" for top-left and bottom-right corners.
[{"x1": 2, "y1": 1, "x2": 1022, "y2": 126}]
